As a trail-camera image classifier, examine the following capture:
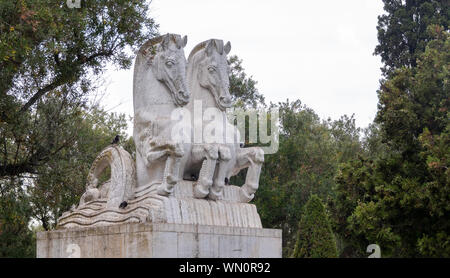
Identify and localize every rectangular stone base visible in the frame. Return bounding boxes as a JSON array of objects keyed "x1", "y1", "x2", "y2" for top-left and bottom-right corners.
[{"x1": 37, "y1": 223, "x2": 282, "y2": 258}]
